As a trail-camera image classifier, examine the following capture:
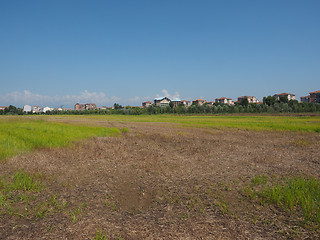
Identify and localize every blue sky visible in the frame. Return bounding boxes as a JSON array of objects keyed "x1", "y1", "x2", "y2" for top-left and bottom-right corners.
[{"x1": 0, "y1": 0, "x2": 319, "y2": 107}]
